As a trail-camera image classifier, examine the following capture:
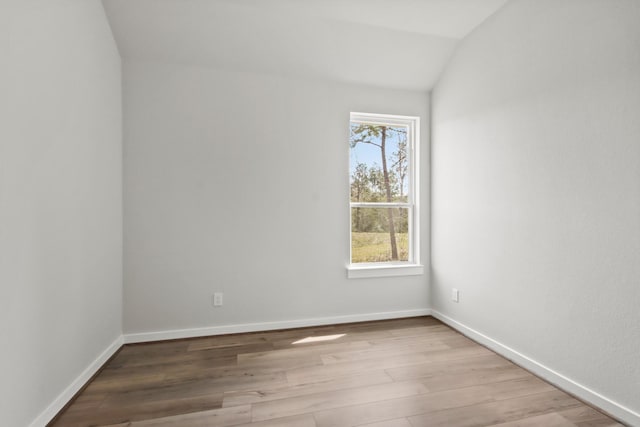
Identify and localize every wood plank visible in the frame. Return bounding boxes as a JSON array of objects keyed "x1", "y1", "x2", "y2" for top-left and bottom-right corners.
[
  {"x1": 83, "y1": 372, "x2": 167, "y2": 393},
  {"x1": 286, "y1": 352, "x2": 432, "y2": 386},
  {"x1": 356, "y1": 418, "x2": 412, "y2": 427},
  {"x1": 314, "y1": 379, "x2": 571, "y2": 427},
  {"x1": 436, "y1": 335, "x2": 478, "y2": 348},
  {"x1": 99, "y1": 354, "x2": 239, "y2": 381},
  {"x1": 573, "y1": 420, "x2": 625, "y2": 427},
  {"x1": 117, "y1": 346, "x2": 261, "y2": 369},
  {"x1": 420, "y1": 364, "x2": 530, "y2": 392},
  {"x1": 128, "y1": 404, "x2": 251, "y2": 426},
  {"x1": 485, "y1": 375, "x2": 556, "y2": 400},
  {"x1": 55, "y1": 393, "x2": 224, "y2": 426},
  {"x1": 252, "y1": 380, "x2": 429, "y2": 422},
  {"x1": 233, "y1": 414, "x2": 317, "y2": 427},
  {"x1": 320, "y1": 341, "x2": 450, "y2": 364},
  {"x1": 386, "y1": 353, "x2": 513, "y2": 381},
  {"x1": 388, "y1": 324, "x2": 453, "y2": 337},
  {"x1": 366, "y1": 330, "x2": 463, "y2": 347},
  {"x1": 313, "y1": 384, "x2": 496, "y2": 427},
  {"x1": 558, "y1": 407, "x2": 626, "y2": 426},
  {"x1": 238, "y1": 340, "x2": 372, "y2": 365},
  {"x1": 222, "y1": 370, "x2": 393, "y2": 407},
  {"x1": 419, "y1": 344, "x2": 494, "y2": 362},
  {"x1": 487, "y1": 412, "x2": 577, "y2": 427},
  {"x1": 162, "y1": 371, "x2": 289, "y2": 394},
  {"x1": 406, "y1": 390, "x2": 581, "y2": 427}
]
